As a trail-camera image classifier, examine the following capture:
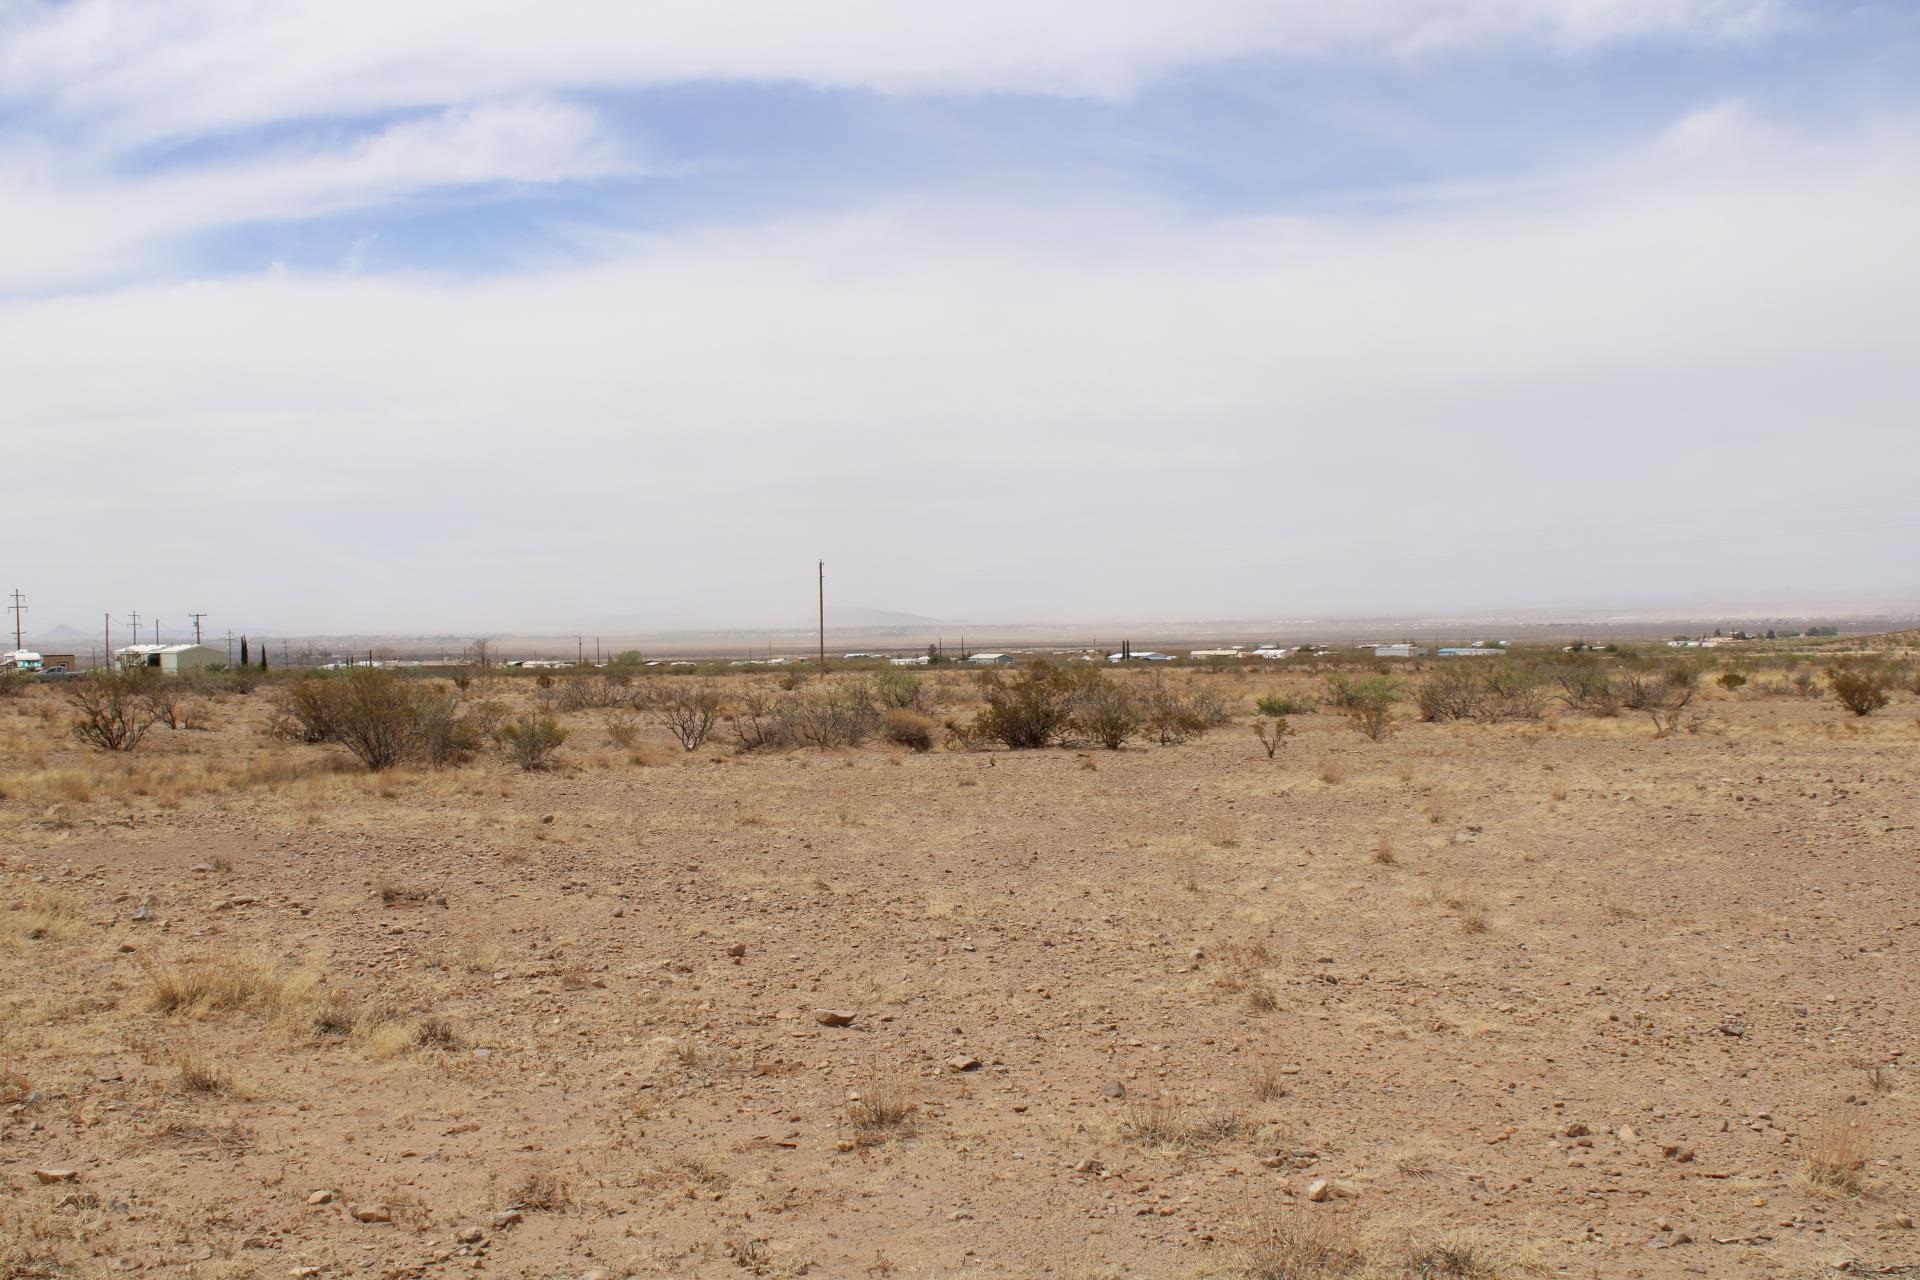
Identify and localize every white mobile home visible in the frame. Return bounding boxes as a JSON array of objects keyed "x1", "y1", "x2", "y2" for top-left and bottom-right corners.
[{"x1": 115, "y1": 643, "x2": 224, "y2": 675}]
